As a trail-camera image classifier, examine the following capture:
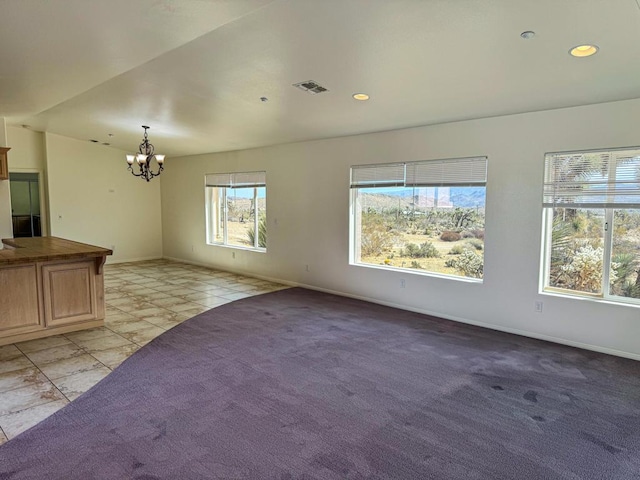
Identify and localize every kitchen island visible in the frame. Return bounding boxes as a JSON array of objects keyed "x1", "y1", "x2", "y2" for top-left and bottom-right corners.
[{"x1": 0, "y1": 237, "x2": 112, "y2": 346}]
